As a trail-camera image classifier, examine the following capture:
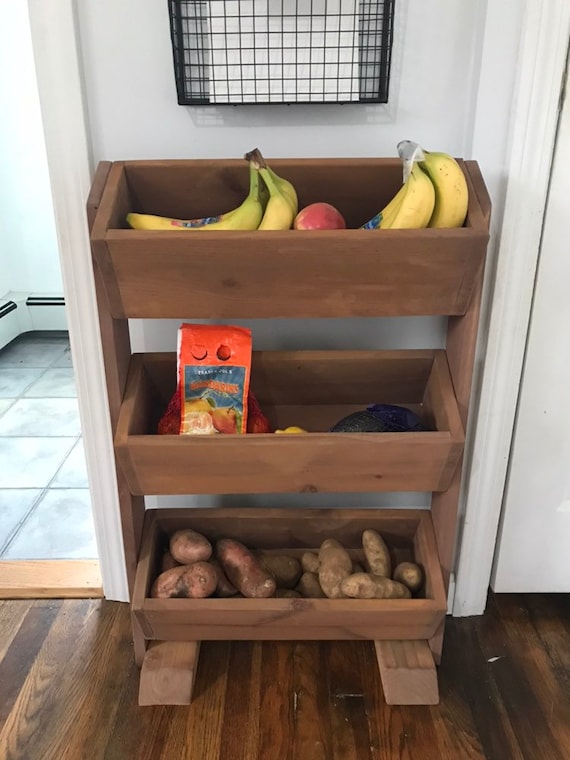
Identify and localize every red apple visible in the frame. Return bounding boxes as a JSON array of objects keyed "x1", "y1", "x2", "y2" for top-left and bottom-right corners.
[{"x1": 294, "y1": 202, "x2": 346, "y2": 230}]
